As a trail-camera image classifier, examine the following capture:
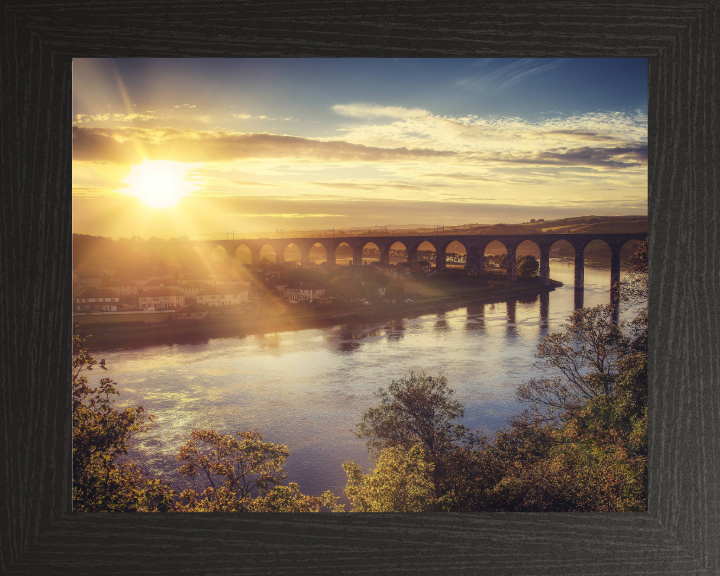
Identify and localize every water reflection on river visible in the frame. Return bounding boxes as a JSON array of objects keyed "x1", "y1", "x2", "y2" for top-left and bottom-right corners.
[{"x1": 90, "y1": 259, "x2": 643, "y2": 500}]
